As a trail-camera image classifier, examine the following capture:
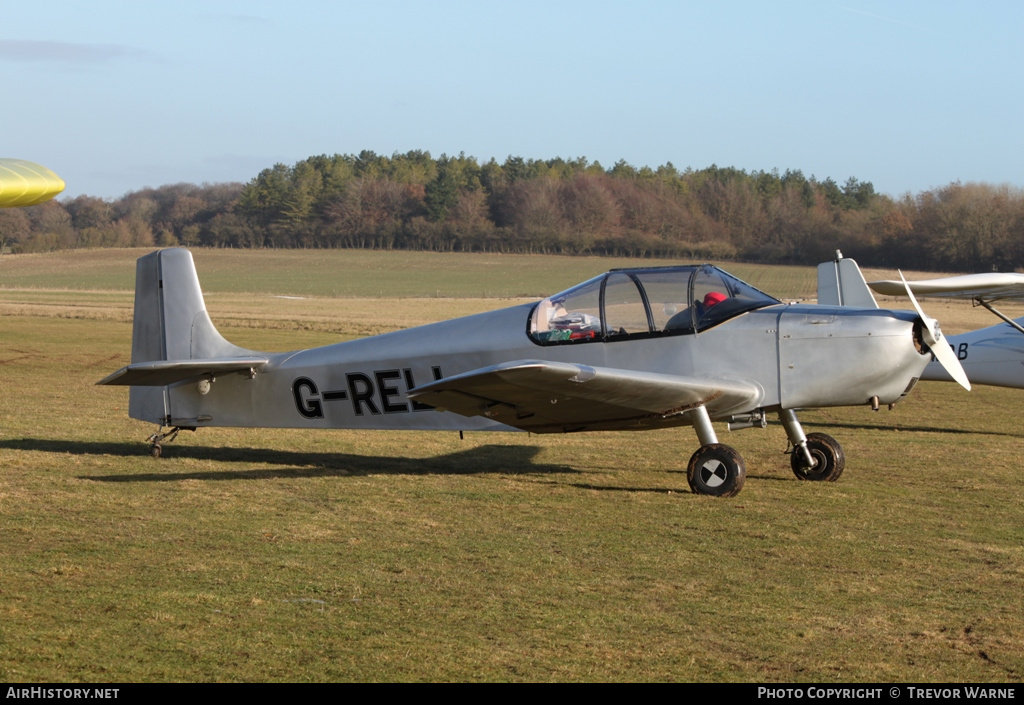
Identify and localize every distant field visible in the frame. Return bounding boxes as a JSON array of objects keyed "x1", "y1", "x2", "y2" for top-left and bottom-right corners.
[
  {"x1": 1, "y1": 248, "x2": 1023, "y2": 682},
  {"x1": 0, "y1": 247, "x2": 831, "y2": 299},
  {"x1": 0, "y1": 246, "x2": 976, "y2": 294},
  {"x1": 2, "y1": 248, "x2": 1017, "y2": 337}
]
